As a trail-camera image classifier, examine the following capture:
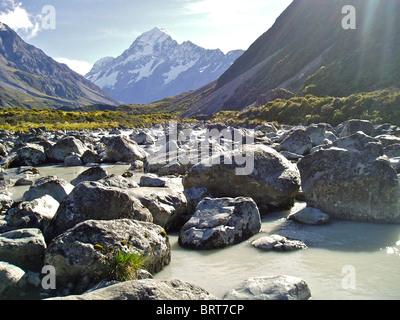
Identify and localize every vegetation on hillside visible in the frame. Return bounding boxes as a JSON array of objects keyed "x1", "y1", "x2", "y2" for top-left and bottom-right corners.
[
  {"x1": 210, "y1": 88, "x2": 400, "y2": 127},
  {"x1": 0, "y1": 108, "x2": 185, "y2": 131}
]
